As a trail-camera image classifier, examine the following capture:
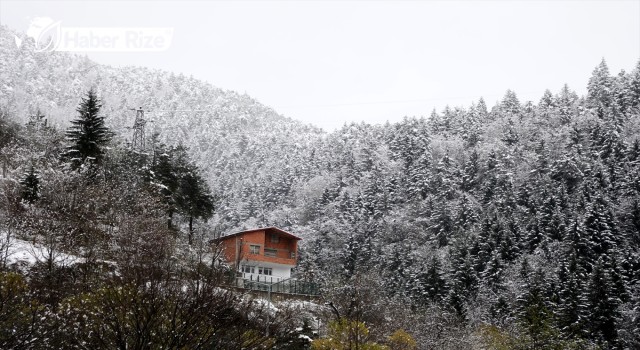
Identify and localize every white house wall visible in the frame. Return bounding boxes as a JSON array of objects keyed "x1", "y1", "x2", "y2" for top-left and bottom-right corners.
[{"x1": 239, "y1": 261, "x2": 293, "y2": 283}]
